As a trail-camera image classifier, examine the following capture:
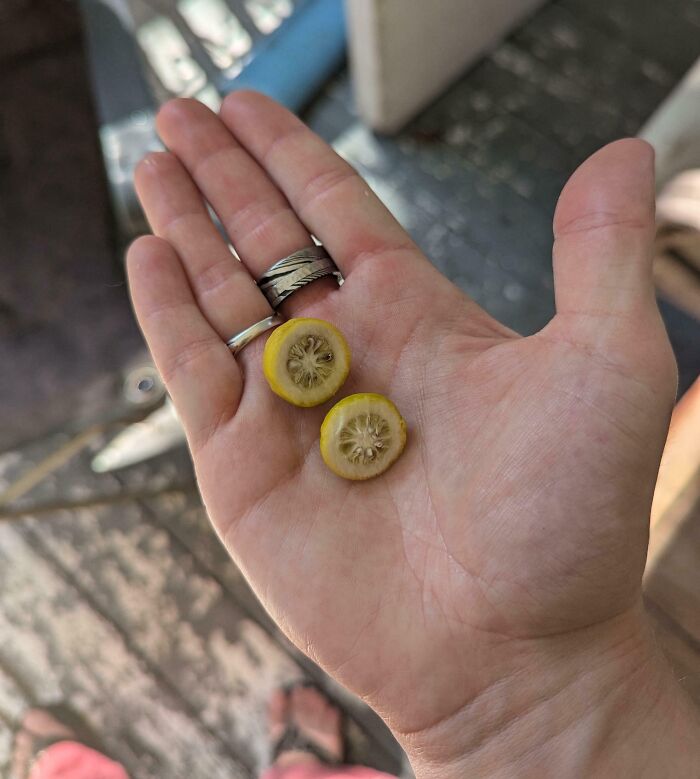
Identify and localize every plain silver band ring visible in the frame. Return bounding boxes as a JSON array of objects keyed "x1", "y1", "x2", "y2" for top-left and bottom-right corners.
[
  {"x1": 226, "y1": 313, "x2": 284, "y2": 356},
  {"x1": 257, "y1": 245, "x2": 344, "y2": 309}
]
